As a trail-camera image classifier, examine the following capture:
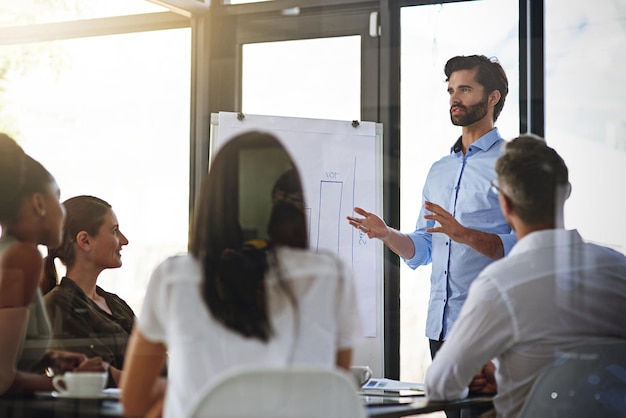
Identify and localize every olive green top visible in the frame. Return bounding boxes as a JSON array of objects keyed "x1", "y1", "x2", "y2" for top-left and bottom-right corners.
[{"x1": 44, "y1": 277, "x2": 136, "y2": 370}]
